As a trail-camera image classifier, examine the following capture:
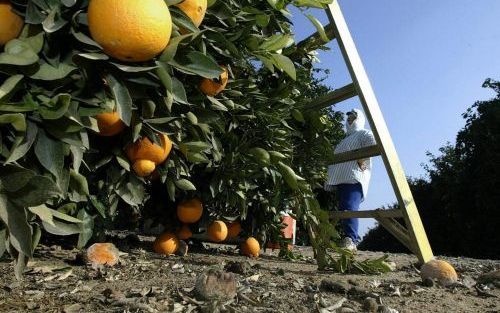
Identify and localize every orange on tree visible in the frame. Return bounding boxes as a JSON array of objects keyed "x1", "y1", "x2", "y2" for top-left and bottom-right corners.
[
  {"x1": 177, "y1": 224, "x2": 192, "y2": 240},
  {"x1": 199, "y1": 66, "x2": 228, "y2": 97},
  {"x1": 207, "y1": 220, "x2": 227, "y2": 242},
  {"x1": 126, "y1": 132, "x2": 172, "y2": 177},
  {"x1": 132, "y1": 159, "x2": 156, "y2": 177},
  {"x1": 153, "y1": 232, "x2": 179, "y2": 255},
  {"x1": 87, "y1": 0, "x2": 172, "y2": 62},
  {"x1": 241, "y1": 237, "x2": 260, "y2": 257},
  {"x1": 0, "y1": 0, "x2": 23, "y2": 45},
  {"x1": 177, "y1": 198, "x2": 203, "y2": 223},
  {"x1": 175, "y1": 0, "x2": 207, "y2": 28},
  {"x1": 95, "y1": 111, "x2": 125, "y2": 136},
  {"x1": 226, "y1": 221, "x2": 241, "y2": 239}
]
